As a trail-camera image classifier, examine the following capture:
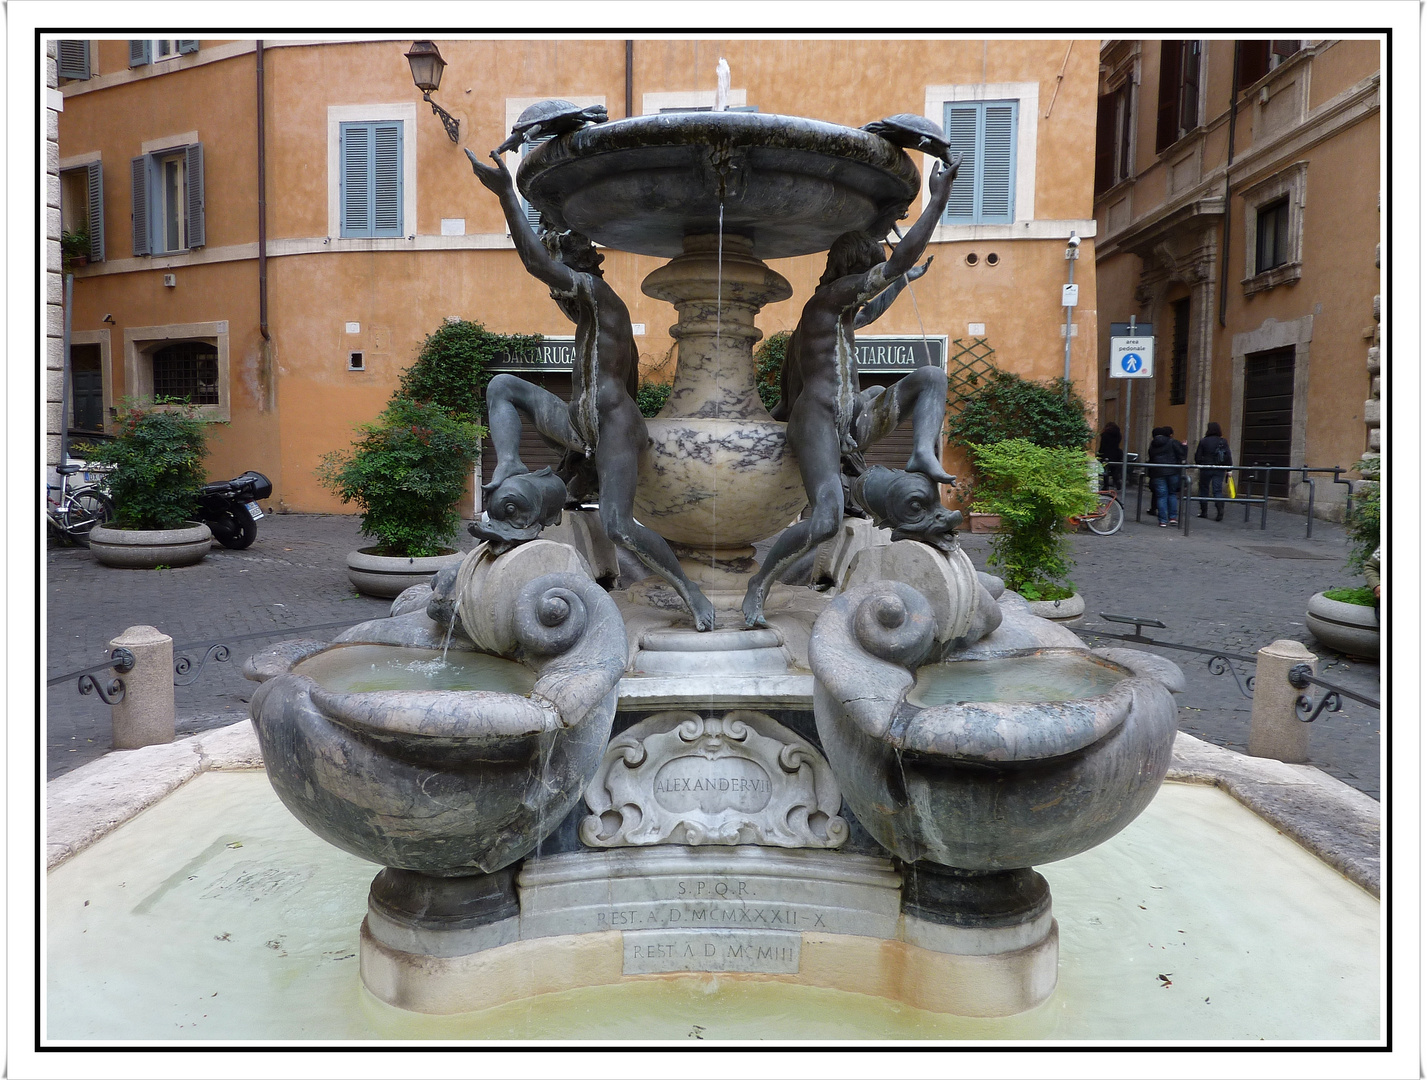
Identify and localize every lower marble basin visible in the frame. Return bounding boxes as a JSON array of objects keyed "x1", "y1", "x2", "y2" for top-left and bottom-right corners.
[{"x1": 810, "y1": 581, "x2": 1185, "y2": 870}]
